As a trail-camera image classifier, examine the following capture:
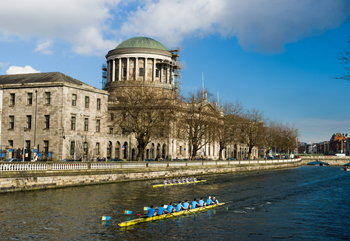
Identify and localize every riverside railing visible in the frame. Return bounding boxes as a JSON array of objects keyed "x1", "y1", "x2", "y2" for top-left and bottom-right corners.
[{"x1": 0, "y1": 158, "x2": 301, "y2": 172}]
